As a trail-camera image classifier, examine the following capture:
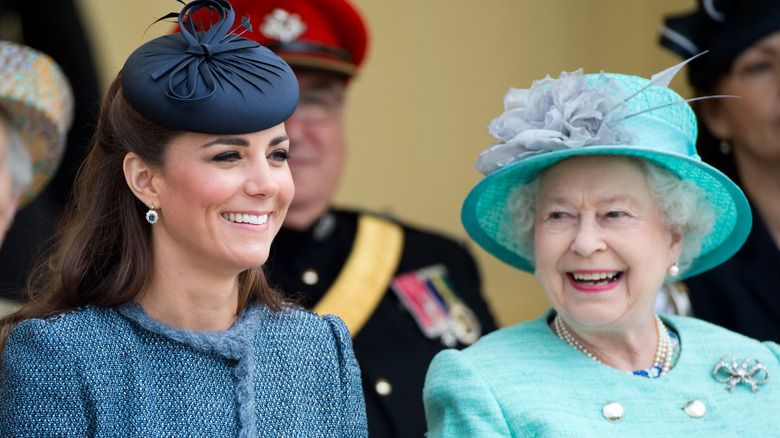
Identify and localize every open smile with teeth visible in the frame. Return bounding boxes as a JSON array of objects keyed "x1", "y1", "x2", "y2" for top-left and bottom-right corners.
[
  {"x1": 222, "y1": 213, "x2": 268, "y2": 225},
  {"x1": 570, "y1": 272, "x2": 622, "y2": 286}
]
